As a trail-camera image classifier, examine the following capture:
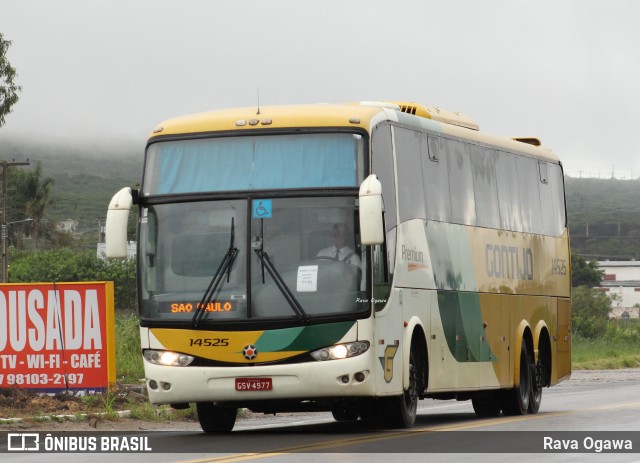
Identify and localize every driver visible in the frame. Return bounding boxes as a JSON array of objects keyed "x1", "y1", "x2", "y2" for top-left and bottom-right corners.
[{"x1": 316, "y1": 223, "x2": 361, "y2": 267}]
